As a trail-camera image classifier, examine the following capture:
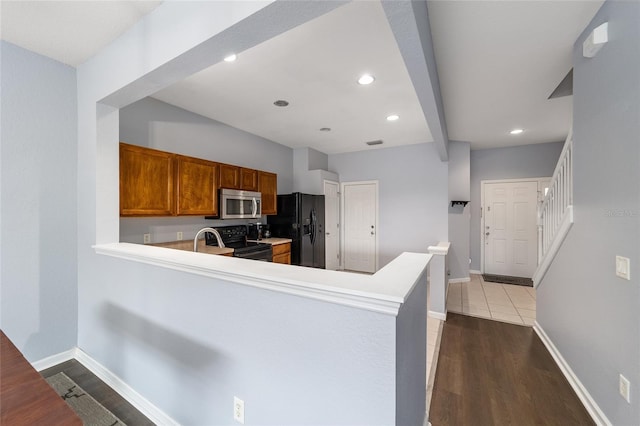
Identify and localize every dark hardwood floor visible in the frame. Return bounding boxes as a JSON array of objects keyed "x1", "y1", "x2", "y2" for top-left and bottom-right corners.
[
  {"x1": 40, "y1": 359, "x2": 155, "y2": 426},
  {"x1": 430, "y1": 313, "x2": 594, "y2": 426}
]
